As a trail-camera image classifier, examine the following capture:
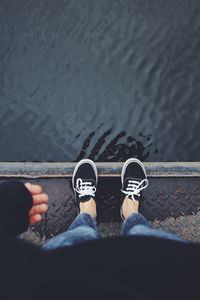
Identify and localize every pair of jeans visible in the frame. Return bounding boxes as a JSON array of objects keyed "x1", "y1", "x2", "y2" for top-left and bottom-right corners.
[{"x1": 43, "y1": 212, "x2": 183, "y2": 250}]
